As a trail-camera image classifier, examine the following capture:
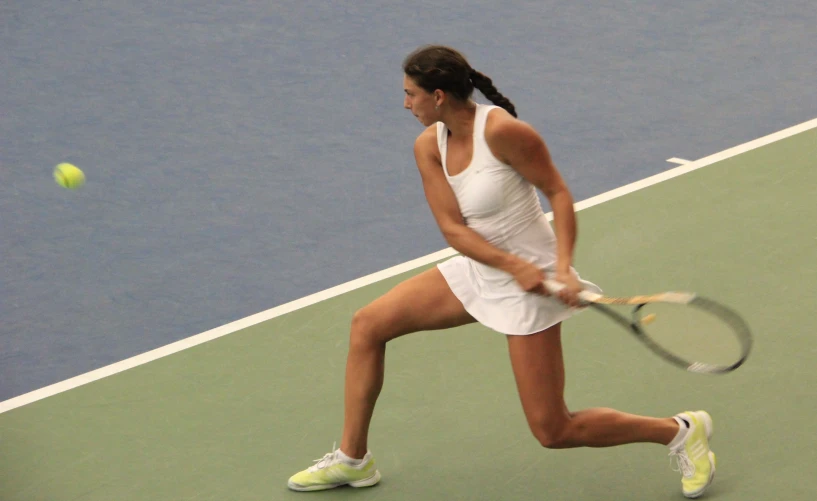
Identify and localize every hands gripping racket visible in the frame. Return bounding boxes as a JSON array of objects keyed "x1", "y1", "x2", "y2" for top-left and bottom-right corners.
[{"x1": 544, "y1": 280, "x2": 752, "y2": 374}]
